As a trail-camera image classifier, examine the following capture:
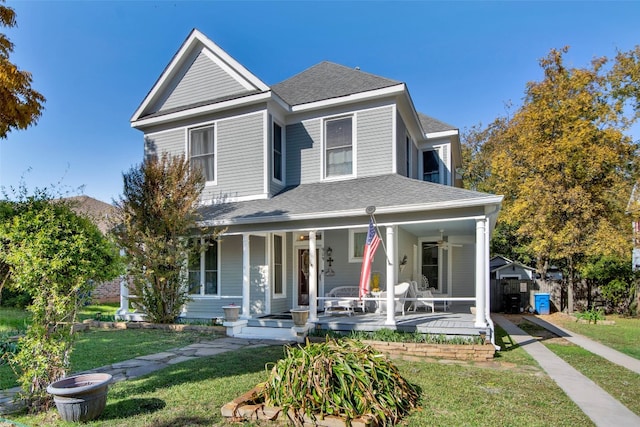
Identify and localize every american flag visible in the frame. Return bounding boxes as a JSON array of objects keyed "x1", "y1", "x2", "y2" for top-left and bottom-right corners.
[{"x1": 359, "y1": 218, "x2": 381, "y2": 298}]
